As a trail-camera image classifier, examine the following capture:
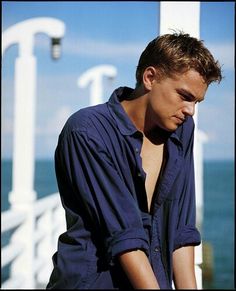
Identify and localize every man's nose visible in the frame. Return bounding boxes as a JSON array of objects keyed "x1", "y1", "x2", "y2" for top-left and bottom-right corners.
[{"x1": 183, "y1": 102, "x2": 195, "y2": 116}]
